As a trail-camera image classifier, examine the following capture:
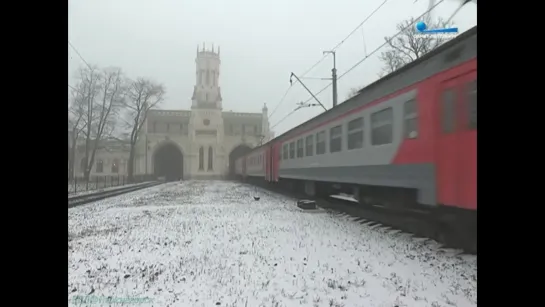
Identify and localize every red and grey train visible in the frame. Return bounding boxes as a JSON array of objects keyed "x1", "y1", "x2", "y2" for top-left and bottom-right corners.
[{"x1": 235, "y1": 26, "x2": 476, "y2": 249}]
